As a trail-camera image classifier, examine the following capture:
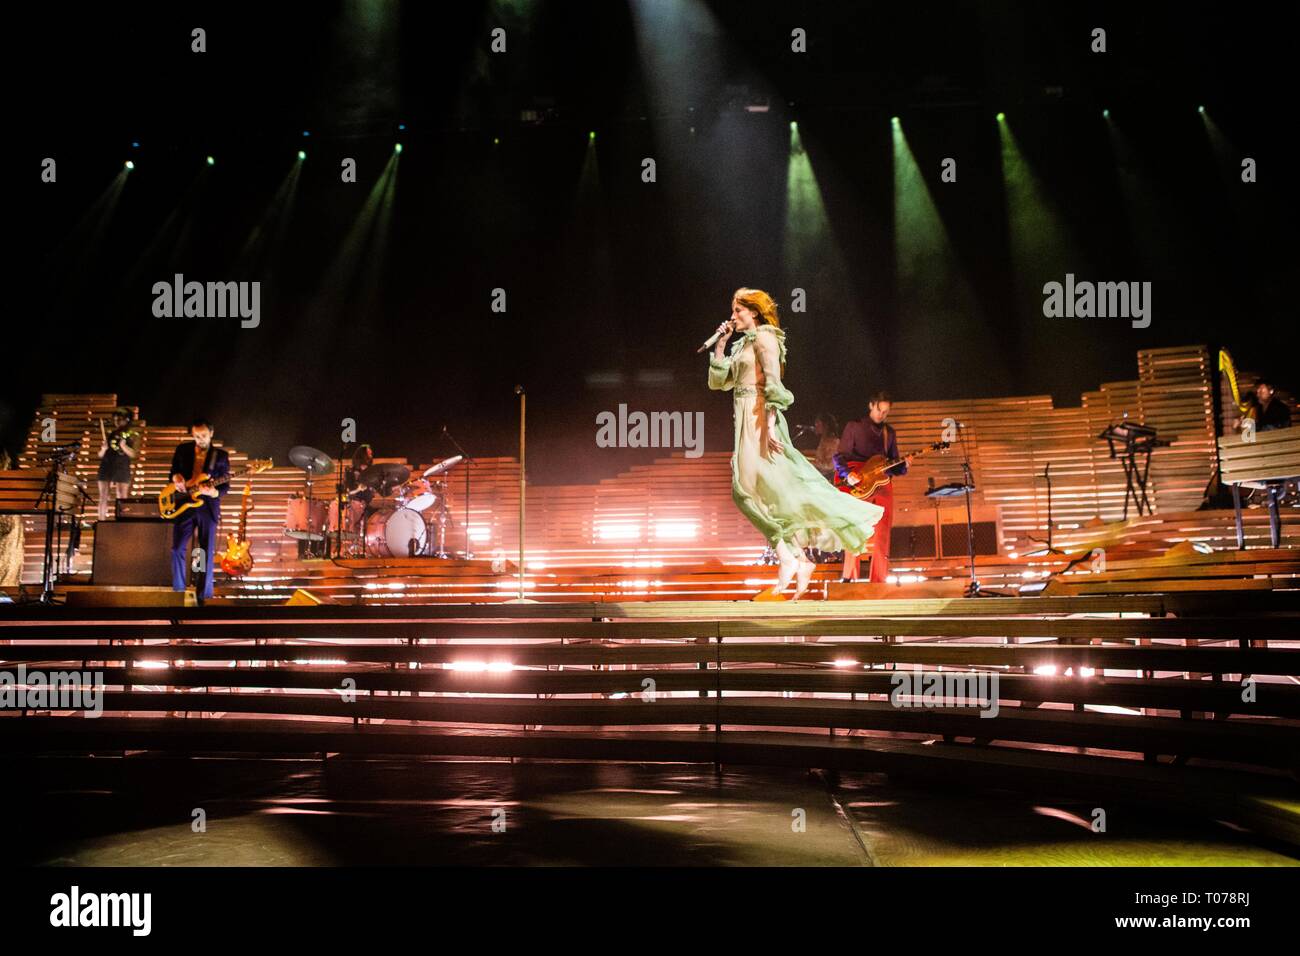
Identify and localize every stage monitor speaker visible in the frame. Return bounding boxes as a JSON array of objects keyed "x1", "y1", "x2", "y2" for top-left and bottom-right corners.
[
  {"x1": 890, "y1": 524, "x2": 937, "y2": 559},
  {"x1": 939, "y1": 520, "x2": 1000, "y2": 558},
  {"x1": 94, "y1": 520, "x2": 174, "y2": 586}
]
